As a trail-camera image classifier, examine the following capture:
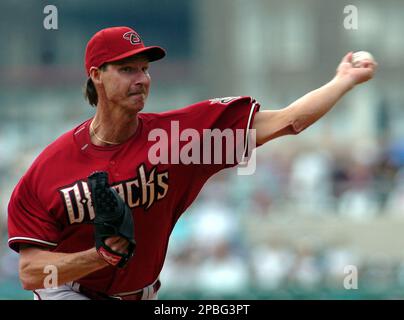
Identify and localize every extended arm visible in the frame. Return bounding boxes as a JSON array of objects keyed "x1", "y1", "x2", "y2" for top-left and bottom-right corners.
[{"x1": 253, "y1": 52, "x2": 377, "y2": 145}]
